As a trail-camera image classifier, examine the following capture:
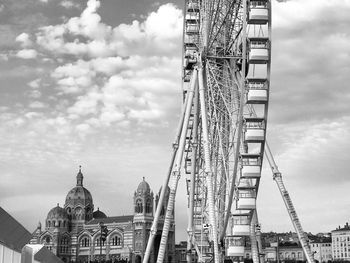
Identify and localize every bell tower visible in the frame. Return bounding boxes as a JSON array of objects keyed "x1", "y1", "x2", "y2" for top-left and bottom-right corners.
[{"x1": 133, "y1": 177, "x2": 154, "y2": 262}]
